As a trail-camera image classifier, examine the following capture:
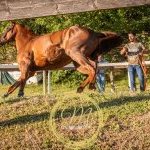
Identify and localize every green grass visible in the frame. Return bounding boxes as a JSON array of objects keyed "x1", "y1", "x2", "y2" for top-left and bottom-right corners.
[{"x1": 0, "y1": 79, "x2": 150, "y2": 150}]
